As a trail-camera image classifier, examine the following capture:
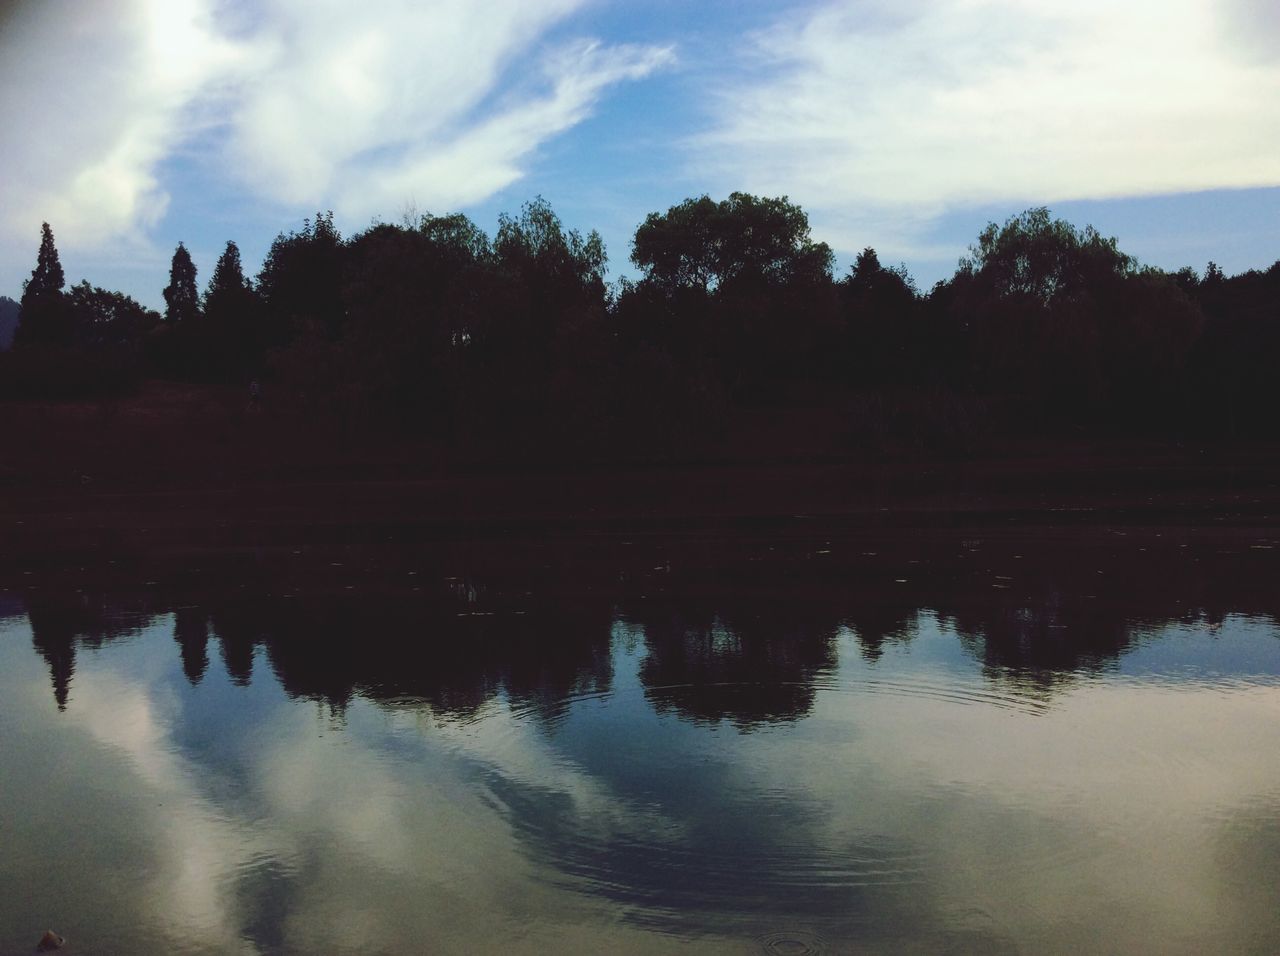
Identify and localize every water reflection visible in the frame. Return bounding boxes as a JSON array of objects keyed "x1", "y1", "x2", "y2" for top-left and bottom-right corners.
[
  {"x1": 12, "y1": 529, "x2": 1280, "y2": 720},
  {"x1": 2, "y1": 530, "x2": 1279, "y2": 952}
]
